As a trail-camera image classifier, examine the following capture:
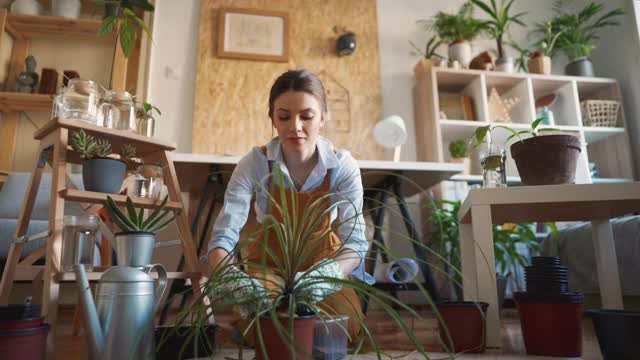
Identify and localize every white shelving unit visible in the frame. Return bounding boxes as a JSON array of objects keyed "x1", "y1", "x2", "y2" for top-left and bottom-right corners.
[{"x1": 413, "y1": 67, "x2": 635, "y2": 184}]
